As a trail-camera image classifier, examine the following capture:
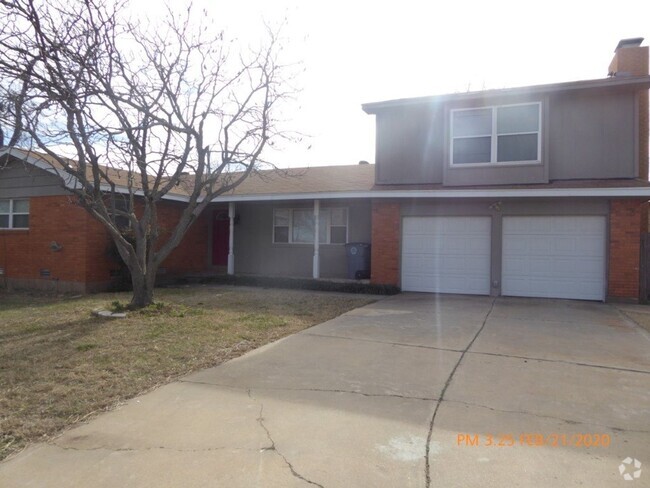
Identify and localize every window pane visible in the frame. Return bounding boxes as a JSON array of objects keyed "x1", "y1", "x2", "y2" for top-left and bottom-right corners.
[
  {"x1": 274, "y1": 226, "x2": 289, "y2": 243},
  {"x1": 13, "y1": 199, "x2": 30, "y2": 213},
  {"x1": 318, "y1": 212, "x2": 327, "y2": 244},
  {"x1": 330, "y1": 208, "x2": 346, "y2": 226},
  {"x1": 453, "y1": 108, "x2": 492, "y2": 137},
  {"x1": 0, "y1": 215, "x2": 8, "y2": 228},
  {"x1": 330, "y1": 226, "x2": 347, "y2": 244},
  {"x1": 0, "y1": 201, "x2": 9, "y2": 213},
  {"x1": 292, "y1": 210, "x2": 314, "y2": 243},
  {"x1": 497, "y1": 134, "x2": 538, "y2": 162},
  {"x1": 274, "y1": 209, "x2": 290, "y2": 226},
  {"x1": 497, "y1": 104, "x2": 539, "y2": 134},
  {"x1": 12, "y1": 215, "x2": 29, "y2": 228},
  {"x1": 453, "y1": 137, "x2": 491, "y2": 164}
]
